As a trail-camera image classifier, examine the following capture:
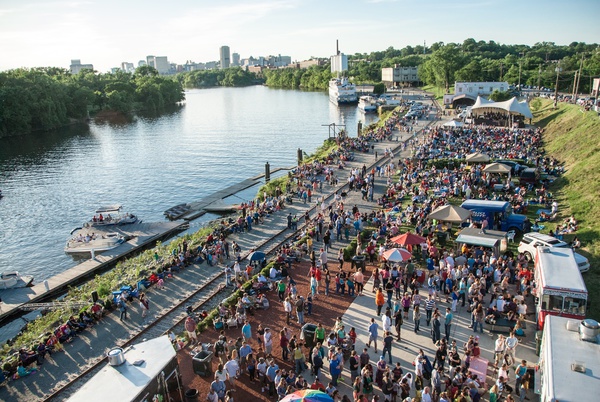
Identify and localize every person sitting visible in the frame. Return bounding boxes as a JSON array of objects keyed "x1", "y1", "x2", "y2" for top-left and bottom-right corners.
[
  {"x1": 257, "y1": 294, "x2": 270, "y2": 310},
  {"x1": 485, "y1": 306, "x2": 502, "y2": 324},
  {"x1": 571, "y1": 236, "x2": 581, "y2": 249},
  {"x1": 68, "y1": 316, "x2": 87, "y2": 333},
  {"x1": 269, "y1": 266, "x2": 282, "y2": 281},
  {"x1": 19, "y1": 347, "x2": 42, "y2": 367},
  {"x1": 91, "y1": 302, "x2": 104, "y2": 320},
  {"x1": 15, "y1": 362, "x2": 37, "y2": 379}
]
